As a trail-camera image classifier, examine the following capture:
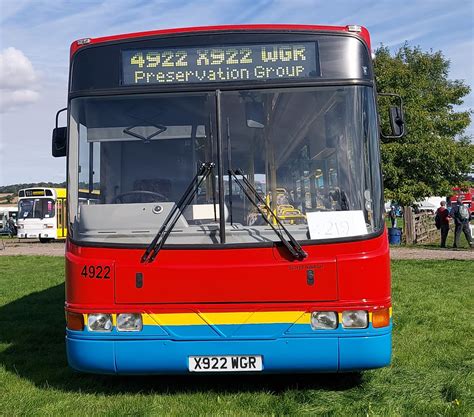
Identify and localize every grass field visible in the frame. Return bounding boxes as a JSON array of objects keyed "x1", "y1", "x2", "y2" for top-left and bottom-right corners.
[{"x1": 0, "y1": 257, "x2": 473, "y2": 416}]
